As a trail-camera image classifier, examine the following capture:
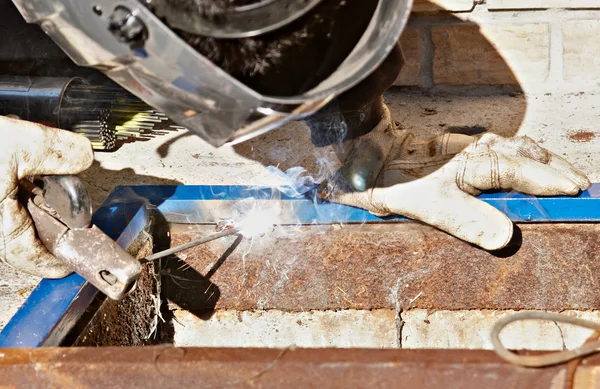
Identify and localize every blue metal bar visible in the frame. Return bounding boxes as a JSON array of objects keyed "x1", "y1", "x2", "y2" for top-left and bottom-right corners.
[
  {"x1": 1, "y1": 184, "x2": 600, "y2": 347},
  {"x1": 110, "y1": 184, "x2": 600, "y2": 223},
  {"x1": 0, "y1": 202, "x2": 148, "y2": 347}
]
